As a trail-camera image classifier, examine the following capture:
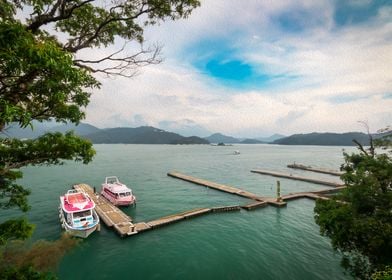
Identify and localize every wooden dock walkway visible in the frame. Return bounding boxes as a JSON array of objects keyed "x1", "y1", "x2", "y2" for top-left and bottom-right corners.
[
  {"x1": 167, "y1": 171, "x2": 287, "y2": 207},
  {"x1": 74, "y1": 183, "x2": 241, "y2": 237},
  {"x1": 287, "y1": 163, "x2": 343, "y2": 176},
  {"x1": 74, "y1": 184, "x2": 137, "y2": 236},
  {"x1": 134, "y1": 205, "x2": 241, "y2": 232},
  {"x1": 167, "y1": 172, "x2": 346, "y2": 211},
  {"x1": 74, "y1": 168, "x2": 346, "y2": 238},
  {"x1": 250, "y1": 169, "x2": 343, "y2": 187}
]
